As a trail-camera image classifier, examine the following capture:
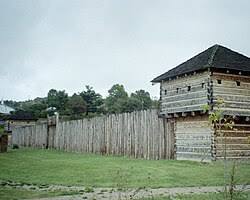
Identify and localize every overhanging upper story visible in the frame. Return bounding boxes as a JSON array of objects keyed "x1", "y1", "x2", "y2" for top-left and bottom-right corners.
[{"x1": 152, "y1": 44, "x2": 250, "y2": 118}]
